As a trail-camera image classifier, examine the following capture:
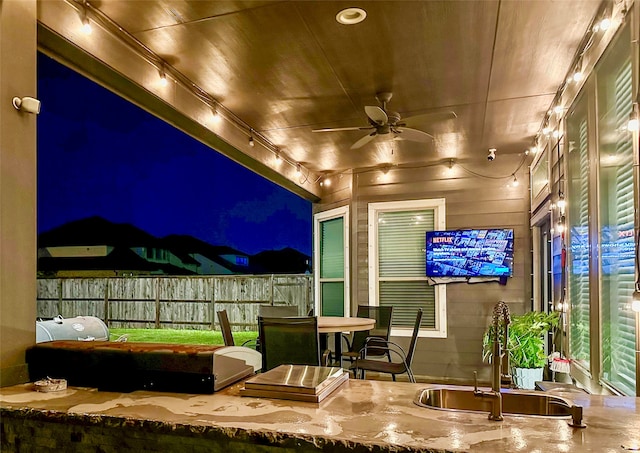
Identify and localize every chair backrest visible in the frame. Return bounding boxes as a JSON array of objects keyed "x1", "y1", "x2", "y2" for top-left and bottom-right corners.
[
  {"x1": 258, "y1": 316, "x2": 320, "y2": 371},
  {"x1": 216, "y1": 309, "x2": 235, "y2": 347},
  {"x1": 405, "y1": 308, "x2": 424, "y2": 367},
  {"x1": 258, "y1": 304, "x2": 299, "y2": 318},
  {"x1": 351, "y1": 305, "x2": 393, "y2": 356}
]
